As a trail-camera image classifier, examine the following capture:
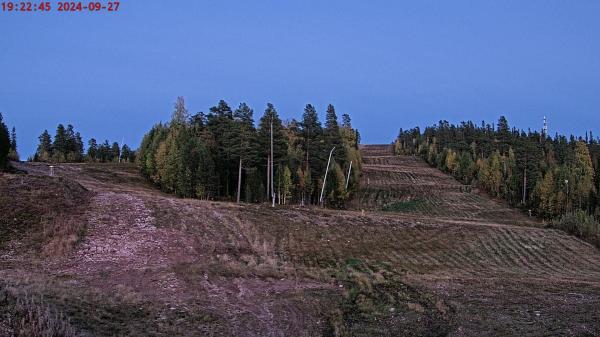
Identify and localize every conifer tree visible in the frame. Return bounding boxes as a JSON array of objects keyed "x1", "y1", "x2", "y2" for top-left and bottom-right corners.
[
  {"x1": 172, "y1": 96, "x2": 190, "y2": 125},
  {"x1": 35, "y1": 130, "x2": 53, "y2": 162},
  {"x1": 571, "y1": 141, "x2": 595, "y2": 208},
  {"x1": 0, "y1": 113, "x2": 10, "y2": 169},
  {"x1": 301, "y1": 104, "x2": 324, "y2": 203},
  {"x1": 325, "y1": 162, "x2": 348, "y2": 208},
  {"x1": 87, "y1": 138, "x2": 98, "y2": 161},
  {"x1": 232, "y1": 103, "x2": 258, "y2": 203},
  {"x1": 121, "y1": 144, "x2": 132, "y2": 162},
  {"x1": 207, "y1": 100, "x2": 236, "y2": 197},
  {"x1": 53, "y1": 124, "x2": 67, "y2": 162},
  {"x1": 111, "y1": 142, "x2": 121, "y2": 162},
  {"x1": 324, "y1": 104, "x2": 346, "y2": 165},
  {"x1": 10, "y1": 127, "x2": 16, "y2": 152},
  {"x1": 257, "y1": 103, "x2": 288, "y2": 199},
  {"x1": 8, "y1": 127, "x2": 18, "y2": 161}
]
